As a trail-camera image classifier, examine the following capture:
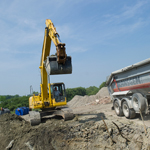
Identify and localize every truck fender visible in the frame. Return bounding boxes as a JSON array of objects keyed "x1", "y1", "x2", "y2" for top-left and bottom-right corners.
[
  {"x1": 113, "y1": 98, "x2": 121, "y2": 106},
  {"x1": 121, "y1": 98, "x2": 133, "y2": 109}
]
